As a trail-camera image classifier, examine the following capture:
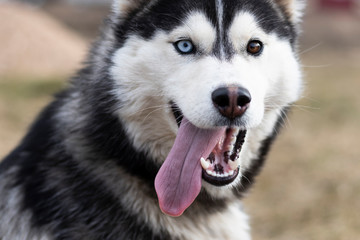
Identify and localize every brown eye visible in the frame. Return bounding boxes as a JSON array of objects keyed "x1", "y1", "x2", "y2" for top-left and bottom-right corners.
[{"x1": 246, "y1": 40, "x2": 263, "y2": 56}]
